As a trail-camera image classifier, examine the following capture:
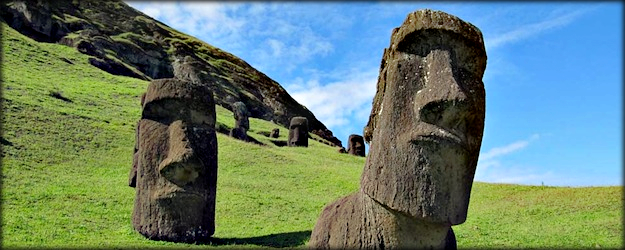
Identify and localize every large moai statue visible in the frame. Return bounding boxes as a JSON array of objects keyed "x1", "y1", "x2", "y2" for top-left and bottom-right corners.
[
  {"x1": 346, "y1": 134, "x2": 365, "y2": 157},
  {"x1": 229, "y1": 101, "x2": 250, "y2": 141},
  {"x1": 288, "y1": 116, "x2": 309, "y2": 147},
  {"x1": 309, "y1": 9, "x2": 487, "y2": 249},
  {"x1": 128, "y1": 78, "x2": 218, "y2": 243}
]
